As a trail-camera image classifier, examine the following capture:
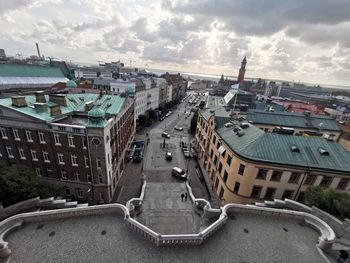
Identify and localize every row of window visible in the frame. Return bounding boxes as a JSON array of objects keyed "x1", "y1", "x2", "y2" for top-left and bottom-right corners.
[
  {"x1": 3, "y1": 146, "x2": 104, "y2": 169},
  {"x1": 63, "y1": 187, "x2": 105, "y2": 201},
  {"x1": 0, "y1": 127, "x2": 87, "y2": 148}
]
